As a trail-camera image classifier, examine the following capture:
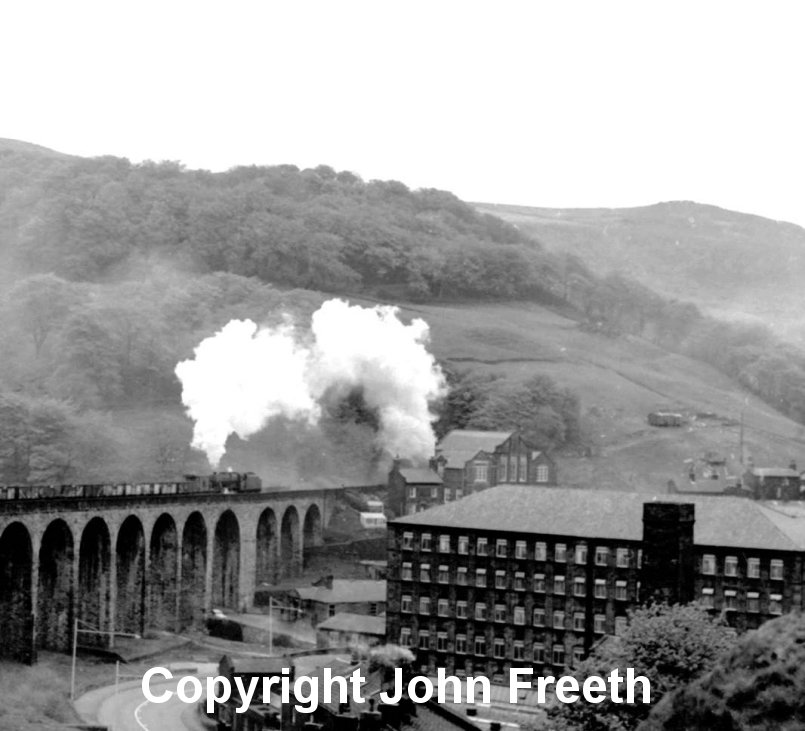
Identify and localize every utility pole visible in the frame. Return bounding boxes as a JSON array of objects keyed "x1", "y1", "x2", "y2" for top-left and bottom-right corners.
[
  {"x1": 70, "y1": 617, "x2": 78, "y2": 702},
  {"x1": 70, "y1": 619, "x2": 141, "y2": 701},
  {"x1": 739, "y1": 410, "x2": 745, "y2": 465}
]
